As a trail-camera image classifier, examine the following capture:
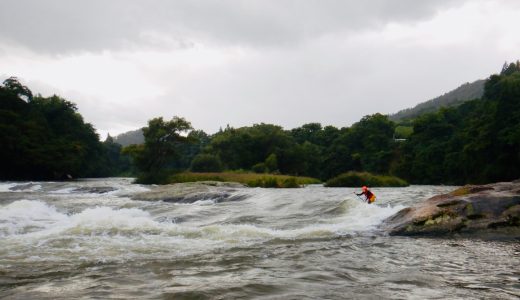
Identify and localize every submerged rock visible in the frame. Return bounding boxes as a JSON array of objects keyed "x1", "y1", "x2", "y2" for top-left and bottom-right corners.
[
  {"x1": 73, "y1": 186, "x2": 118, "y2": 194},
  {"x1": 132, "y1": 181, "x2": 248, "y2": 203},
  {"x1": 382, "y1": 180, "x2": 520, "y2": 238}
]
